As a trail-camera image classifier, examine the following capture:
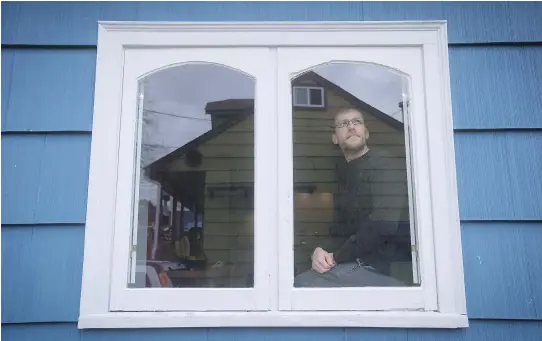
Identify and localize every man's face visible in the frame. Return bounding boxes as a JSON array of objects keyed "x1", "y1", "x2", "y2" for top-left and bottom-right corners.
[{"x1": 332, "y1": 110, "x2": 369, "y2": 152}]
